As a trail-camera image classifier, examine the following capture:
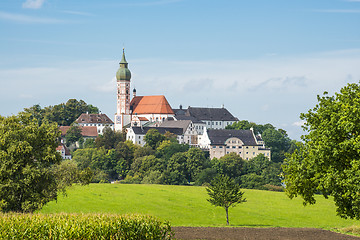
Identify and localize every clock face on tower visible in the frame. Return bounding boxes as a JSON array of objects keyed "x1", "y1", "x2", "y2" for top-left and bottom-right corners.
[{"x1": 116, "y1": 115, "x2": 121, "y2": 124}]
